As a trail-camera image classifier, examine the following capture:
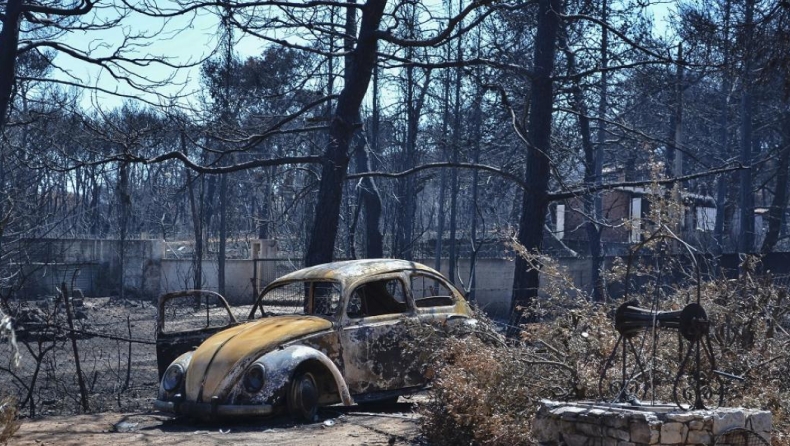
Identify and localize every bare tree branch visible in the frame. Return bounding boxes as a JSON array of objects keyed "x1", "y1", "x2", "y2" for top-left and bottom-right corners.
[
  {"x1": 346, "y1": 161, "x2": 531, "y2": 190},
  {"x1": 139, "y1": 152, "x2": 322, "y2": 174},
  {"x1": 547, "y1": 163, "x2": 747, "y2": 201}
]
